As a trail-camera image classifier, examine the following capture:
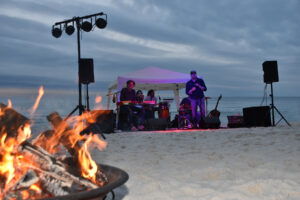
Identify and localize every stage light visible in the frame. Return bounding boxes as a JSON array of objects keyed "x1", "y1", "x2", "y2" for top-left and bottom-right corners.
[
  {"x1": 65, "y1": 24, "x2": 75, "y2": 35},
  {"x1": 52, "y1": 26, "x2": 62, "y2": 38},
  {"x1": 96, "y1": 18, "x2": 107, "y2": 29},
  {"x1": 81, "y1": 21, "x2": 93, "y2": 32}
]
